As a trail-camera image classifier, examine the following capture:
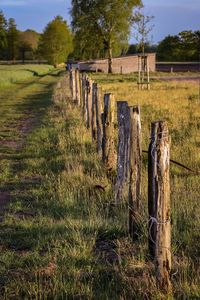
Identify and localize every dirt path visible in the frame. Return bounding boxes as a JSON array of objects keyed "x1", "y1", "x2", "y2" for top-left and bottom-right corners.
[
  {"x1": 156, "y1": 75, "x2": 200, "y2": 82},
  {"x1": 0, "y1": 72, "x2": 60, "y2": 217}
]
